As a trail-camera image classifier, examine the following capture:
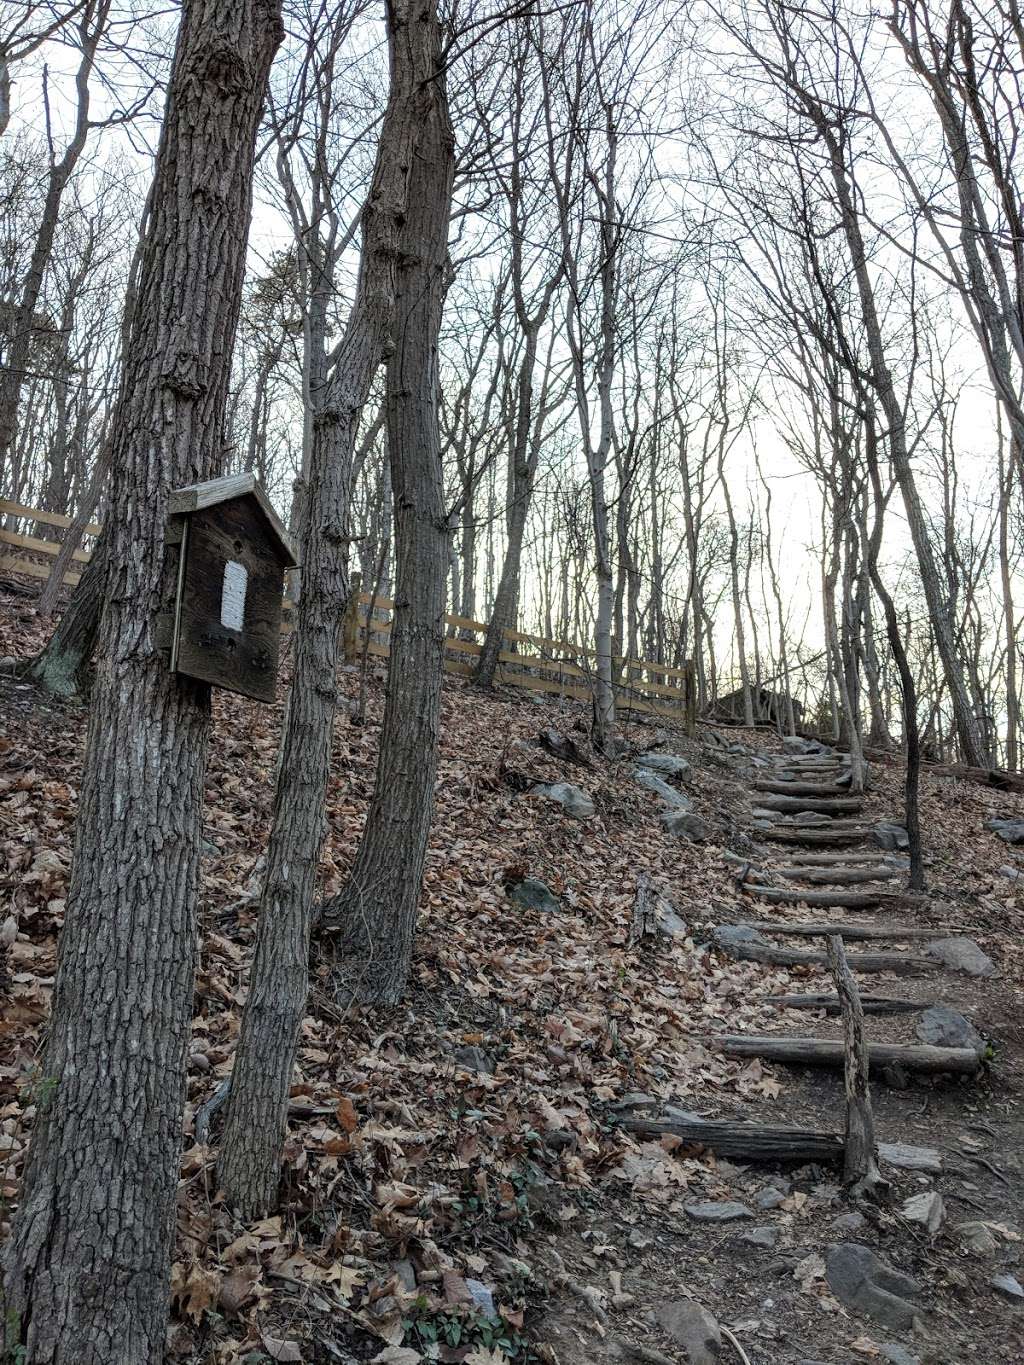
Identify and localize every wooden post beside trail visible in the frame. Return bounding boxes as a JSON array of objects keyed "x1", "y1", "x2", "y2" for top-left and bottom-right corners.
[
  {"x1": 826, "y1": 933, "x2": 889, "y2": 1200},
  {"x1": 342, "y1": 571, "x2": 362, "y2": 662}
]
